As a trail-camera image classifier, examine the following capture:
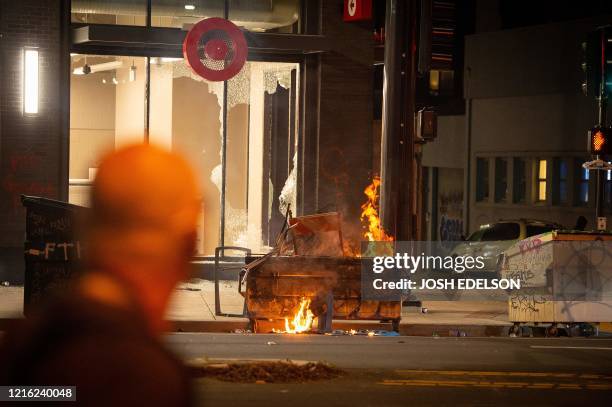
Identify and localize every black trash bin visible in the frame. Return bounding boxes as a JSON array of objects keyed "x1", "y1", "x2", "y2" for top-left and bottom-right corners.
[{"x1": 21, "y1": 195, "x2": 87, "y2": 314}]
